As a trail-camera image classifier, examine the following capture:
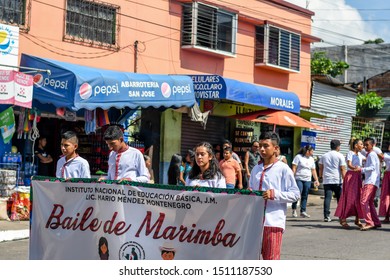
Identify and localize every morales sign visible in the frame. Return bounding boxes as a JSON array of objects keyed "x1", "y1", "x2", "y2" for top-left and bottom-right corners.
[{"x1": 30, "y1": 179, "x2": 264, "y2": 260}]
